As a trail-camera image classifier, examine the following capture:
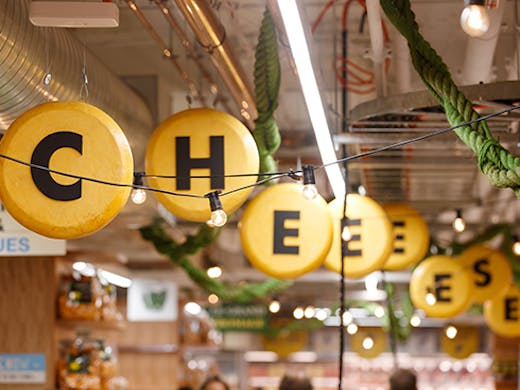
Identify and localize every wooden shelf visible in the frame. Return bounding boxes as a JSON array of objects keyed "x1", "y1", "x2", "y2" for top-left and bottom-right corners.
[{"x1": 56, "y1": 319, "x2": 126, "y2": 331}]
